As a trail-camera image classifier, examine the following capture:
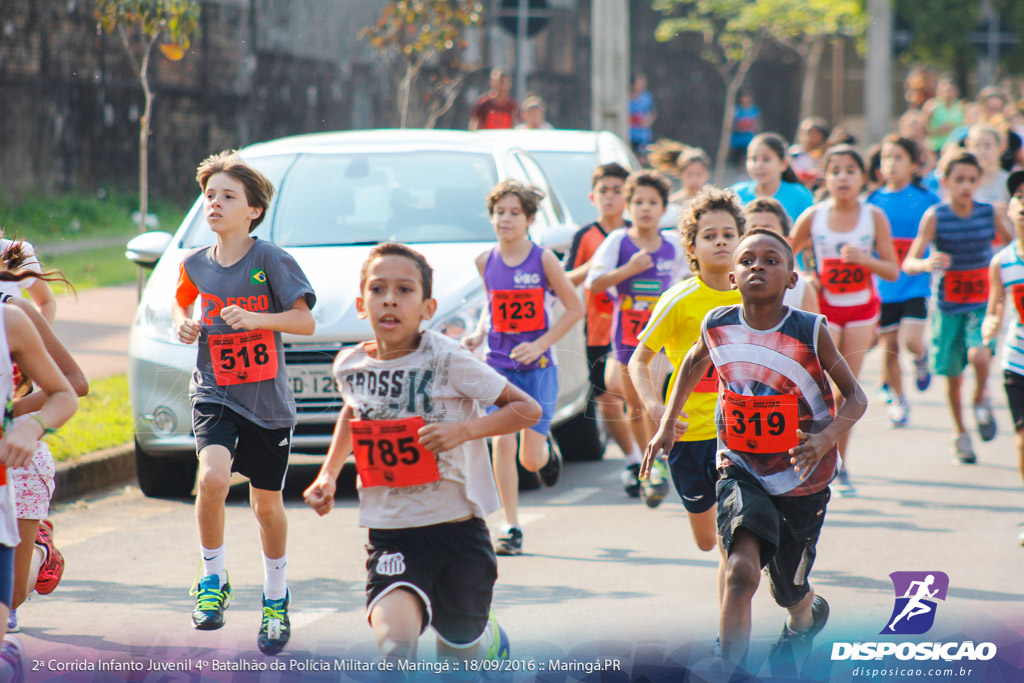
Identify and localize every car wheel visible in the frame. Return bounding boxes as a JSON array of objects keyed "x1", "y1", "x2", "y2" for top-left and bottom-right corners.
[
  {"x1": 553, "y1": 396, "x2": 605, "y2": 462},
  {"x1": 134, "y1": 439, "x2": 198, "y2": 498}
]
